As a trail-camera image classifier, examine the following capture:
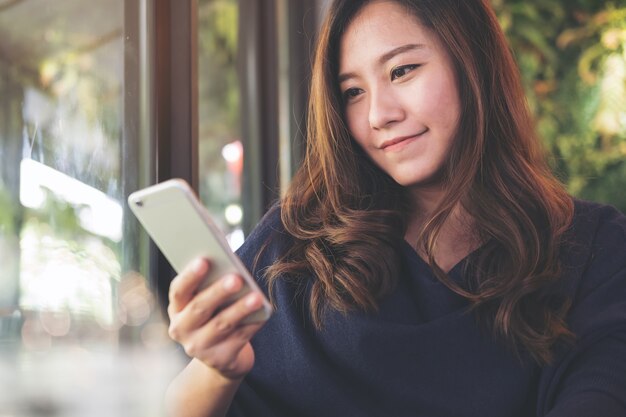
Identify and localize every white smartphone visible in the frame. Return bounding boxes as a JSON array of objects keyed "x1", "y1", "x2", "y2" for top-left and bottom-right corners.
[{"x1": 127, "y1": 178, "x2": 272, "y2": 323}]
